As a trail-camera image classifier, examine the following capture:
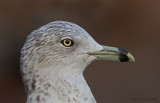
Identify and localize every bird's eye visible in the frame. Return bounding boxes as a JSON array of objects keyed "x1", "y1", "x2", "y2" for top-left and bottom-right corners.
[{"x1": 61, "y1": 39, "x2": 74, "y2": 47}]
